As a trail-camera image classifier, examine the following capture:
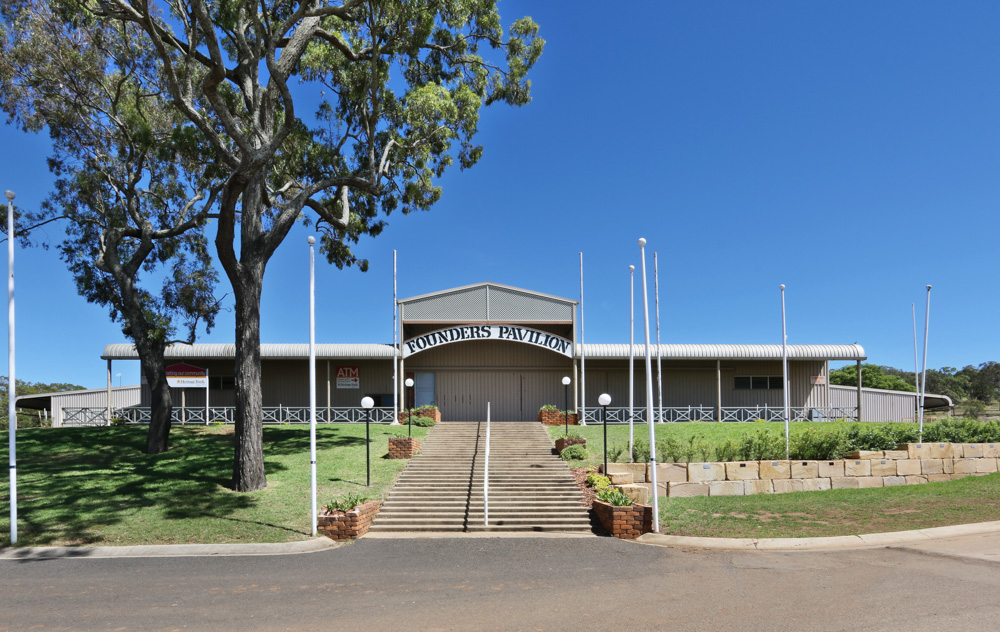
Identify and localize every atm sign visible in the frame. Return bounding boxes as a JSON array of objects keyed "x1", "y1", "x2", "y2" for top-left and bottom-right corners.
[{"x1": 336, "y1": 366, "x2": 360, "y2": 389}]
